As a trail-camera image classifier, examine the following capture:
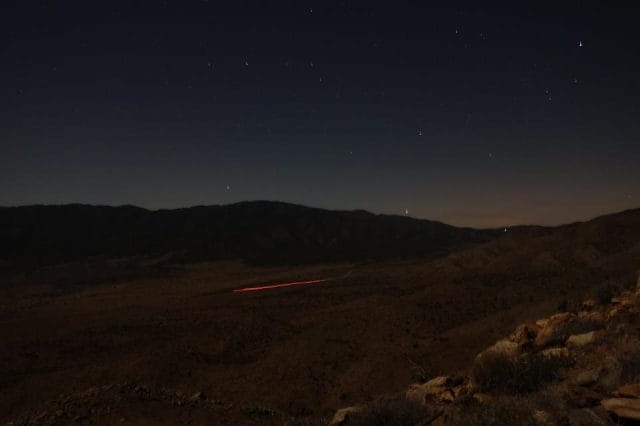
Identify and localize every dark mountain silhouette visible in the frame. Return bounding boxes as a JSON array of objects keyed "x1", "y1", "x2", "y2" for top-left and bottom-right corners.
[{"x1": 0, "y1": 201, "x2": 497, "y2": 266}]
